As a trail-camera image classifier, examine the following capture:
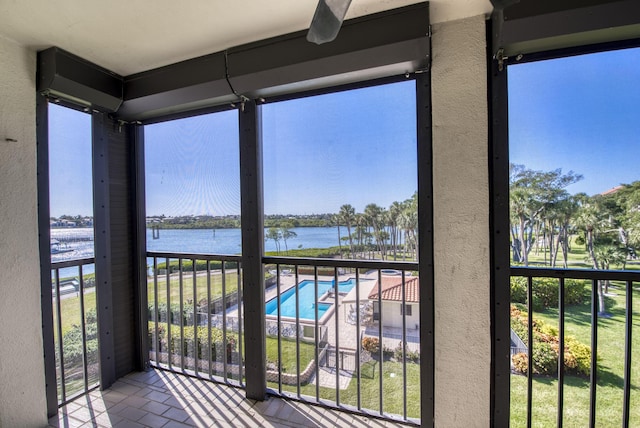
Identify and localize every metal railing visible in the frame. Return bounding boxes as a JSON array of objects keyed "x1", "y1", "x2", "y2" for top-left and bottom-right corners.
[
  {"x1": 264, "y1": 256, "x2": 421, "y2": 424},
  {"x1": 147, "y1": 252, "x2": 244, "y2": 386},
  {"x1": 146, "y1": 252, "x2": 423, "y2": 424},
  {"x1": 50, "y1": 257, "x2": 99, "y2": 405},
  {"x1": 510, "y1": 266, "x2": 638, "y2": 428}
]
